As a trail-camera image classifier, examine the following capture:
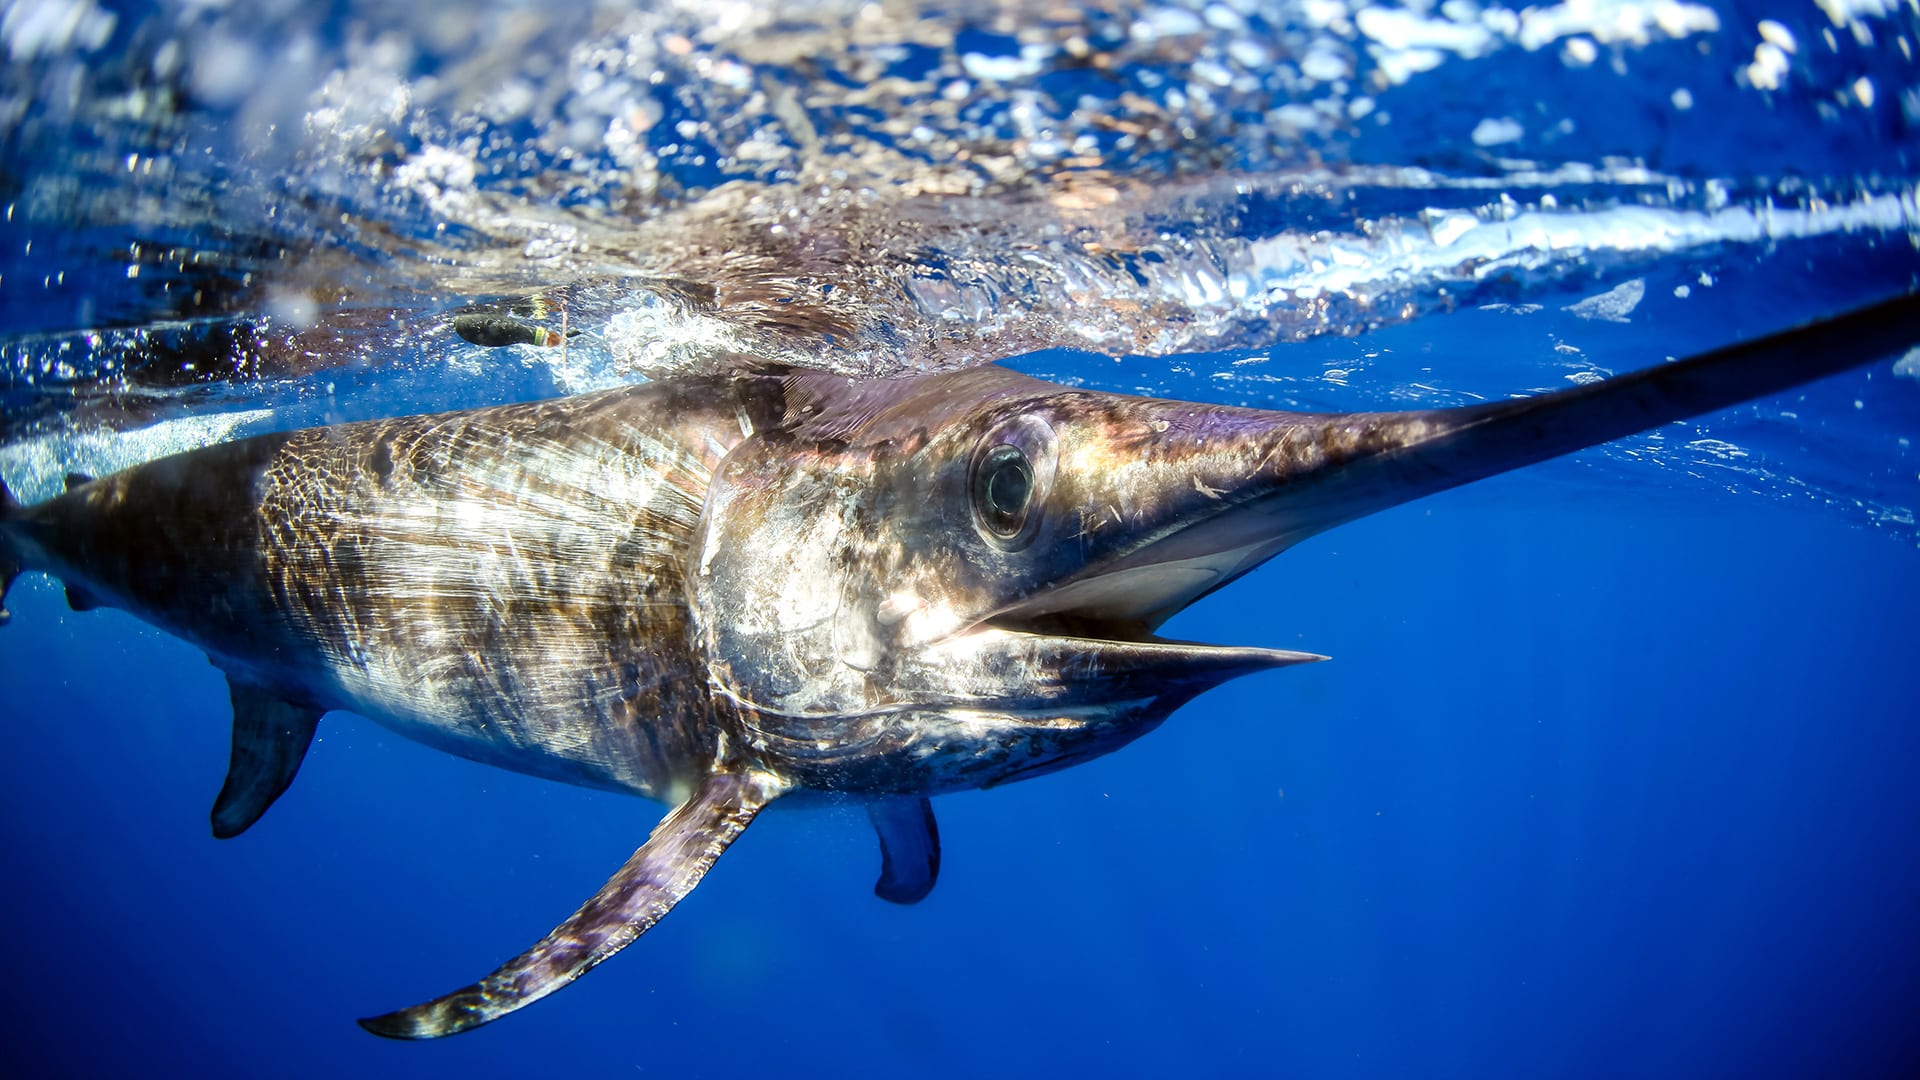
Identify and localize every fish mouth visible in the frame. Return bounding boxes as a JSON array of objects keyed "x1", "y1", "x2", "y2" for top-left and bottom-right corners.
[
  {"x1": 986, "y1": 486, "x2": 1318, "y2": 636},
  {"x1": 991, "y1": 536, "x2": 1290, "y2": 636},
  {"x1": 970, "y1": 440, "x2": 1350, "y2": 692},
  {"x1": 978, "y1": 610, "x2": 1324, "y2": 701},
  {"x1": 979, "y1": 528, "x2": 1327, "y2": 685}
]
